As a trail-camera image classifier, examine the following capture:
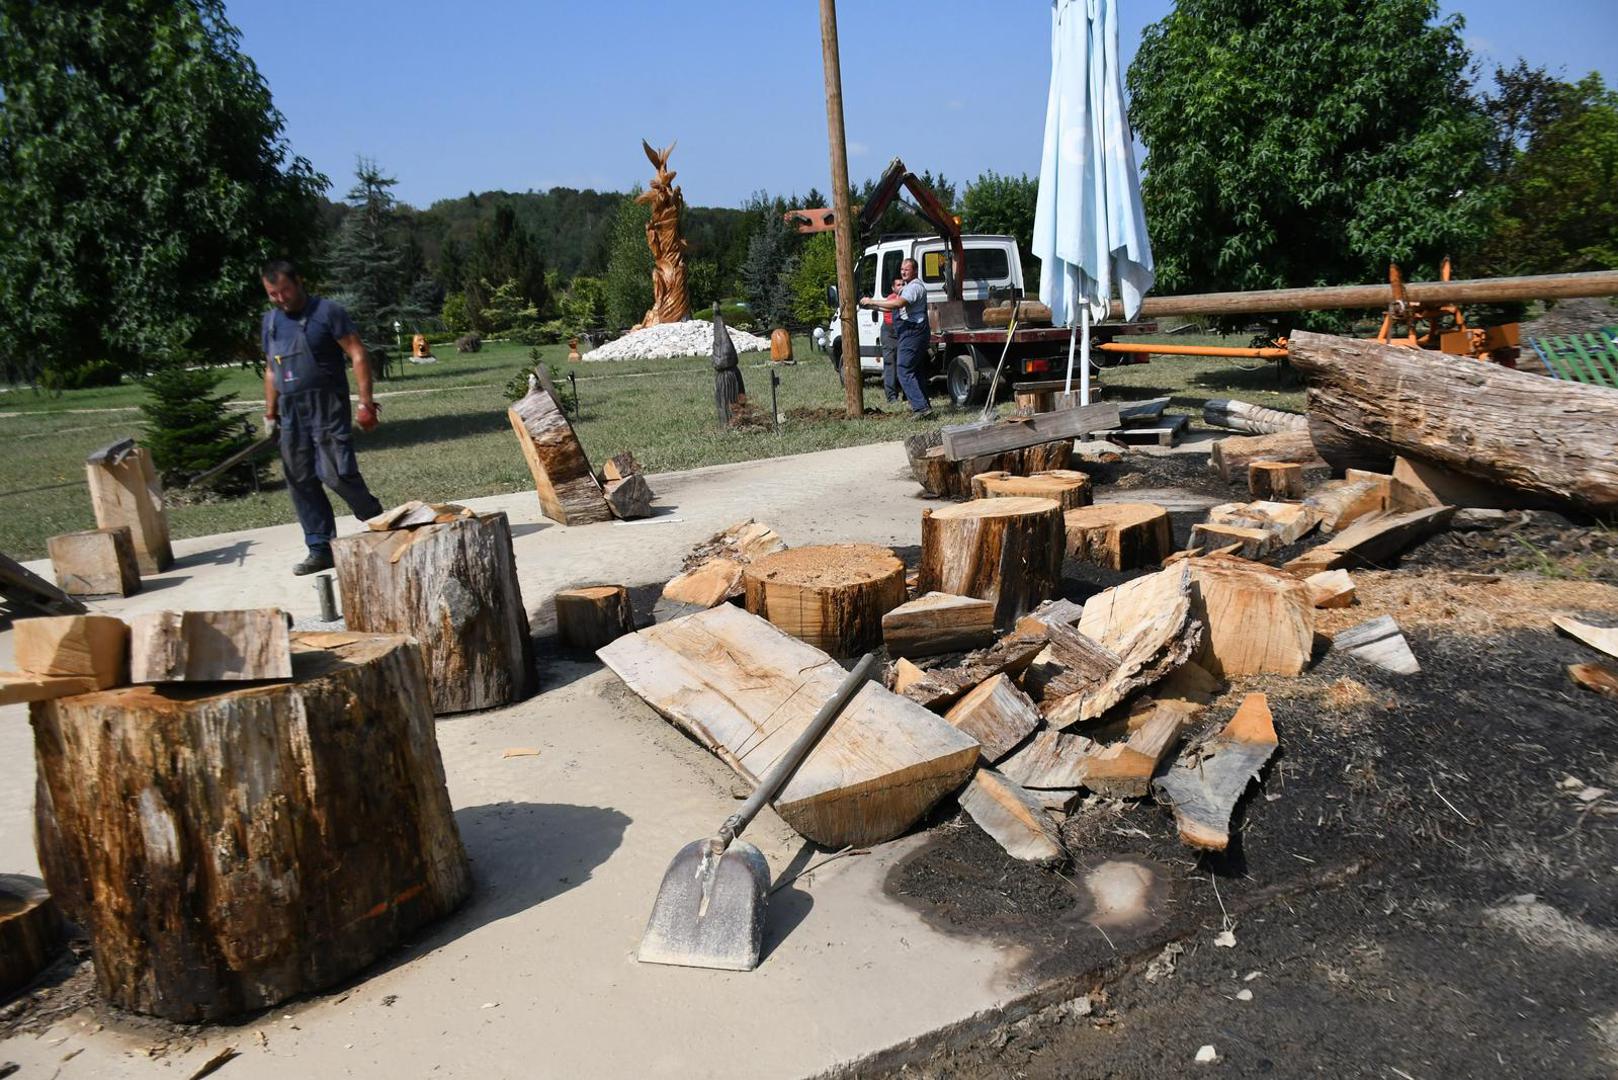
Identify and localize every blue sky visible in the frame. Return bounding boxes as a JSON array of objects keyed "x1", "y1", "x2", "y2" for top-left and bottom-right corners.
[{"x1": 228, "y1": 0, "x2": 1618, "y2": 210}]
